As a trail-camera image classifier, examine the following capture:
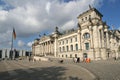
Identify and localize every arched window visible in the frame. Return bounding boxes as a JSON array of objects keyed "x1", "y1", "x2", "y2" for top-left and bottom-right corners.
[
  {"x1": 84, "y1": 33, "x2": 90, "y2": 39},
  {"x1": 75, "y1": 54, "x2": 77, "y2": 58},
  {"x1": 59, "y1": 47, "x2": 61, "y2": 52},
  {"x1": 63, "y1": 46, "x2": 65, "y2": 52},
  {"x1": 66, "y1": 55, "x2": 67, "y2": 58},
  {"x1": 71, "y1": 45, "x2": 73, "y2": 51},
  {"x1": 75, "y1": 44, "x2": 78, "y2": 51}
]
